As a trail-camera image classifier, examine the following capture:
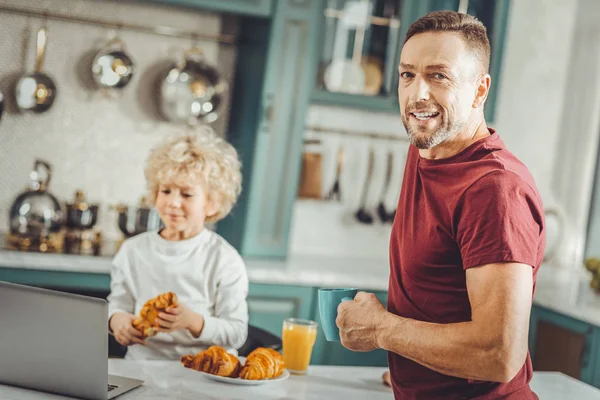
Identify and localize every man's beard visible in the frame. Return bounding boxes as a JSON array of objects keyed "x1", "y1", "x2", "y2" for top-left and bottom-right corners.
[{"x1": 401, "y1": 110, "x2": 464, "y2": 150}]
